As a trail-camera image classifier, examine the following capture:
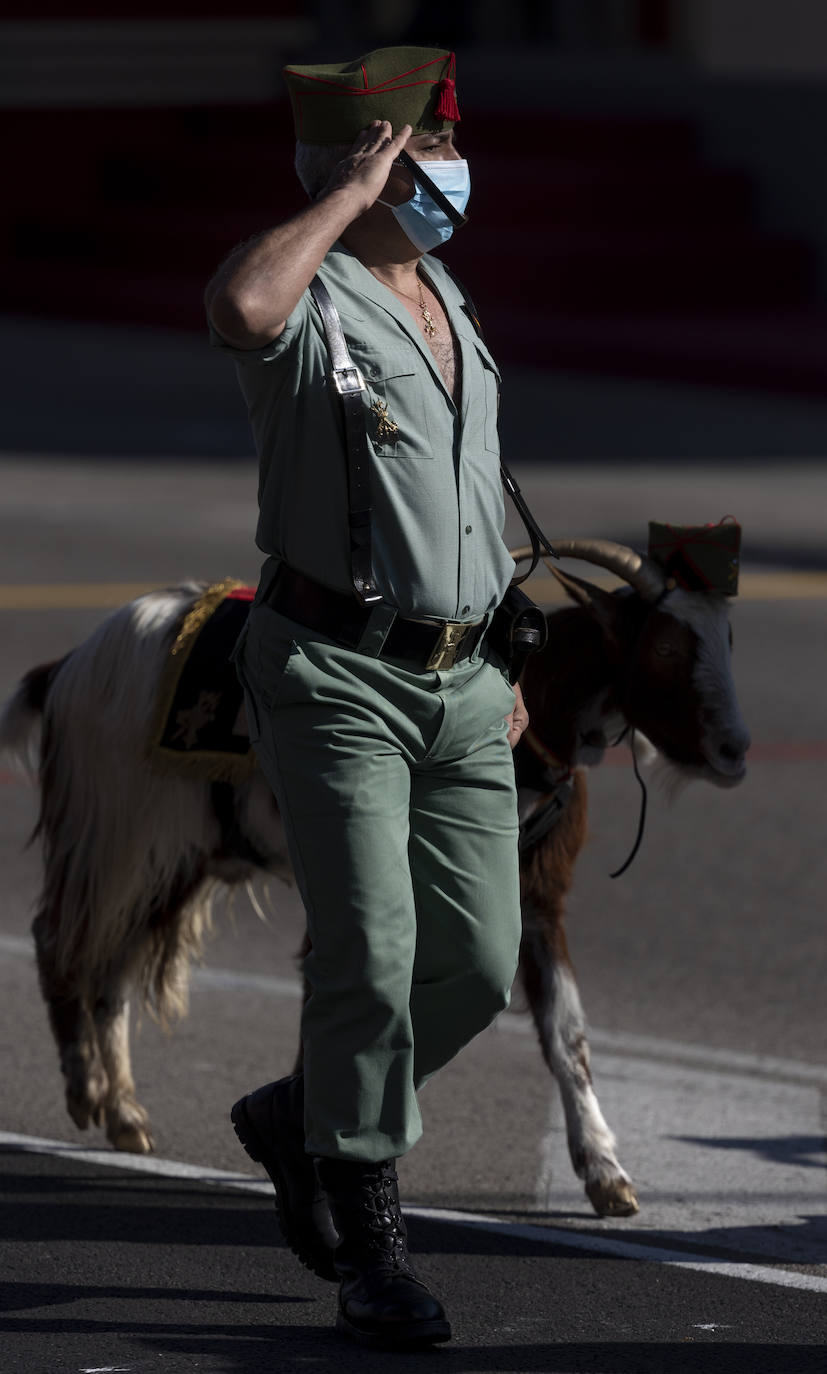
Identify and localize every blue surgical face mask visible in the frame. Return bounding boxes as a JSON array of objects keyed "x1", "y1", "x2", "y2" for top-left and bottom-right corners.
[{"x1": 378, "y1": 159, "x2": 471, "y2": 253}]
